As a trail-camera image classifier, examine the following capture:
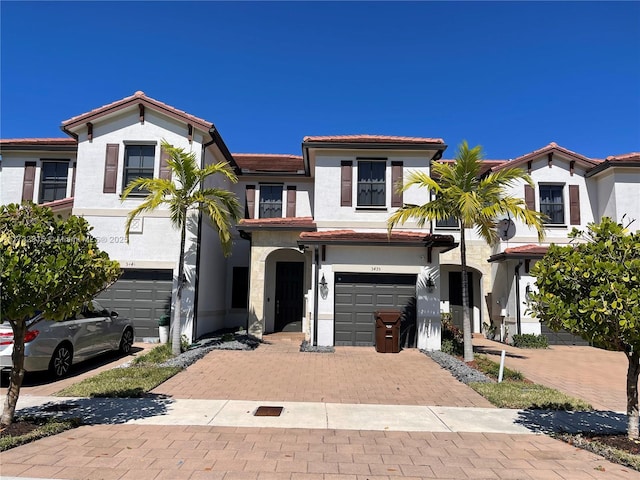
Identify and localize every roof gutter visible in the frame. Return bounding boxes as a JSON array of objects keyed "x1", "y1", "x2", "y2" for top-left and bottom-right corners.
[
  {"x1": 60, "y1": 124, "x2": 79, "y2": 141},
  {"x1": 586, "y1": 160, "x2": 640, "y2": 177},
  {"x1": 208, "y1": 126, "x2": 241, "y2": 175}
]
